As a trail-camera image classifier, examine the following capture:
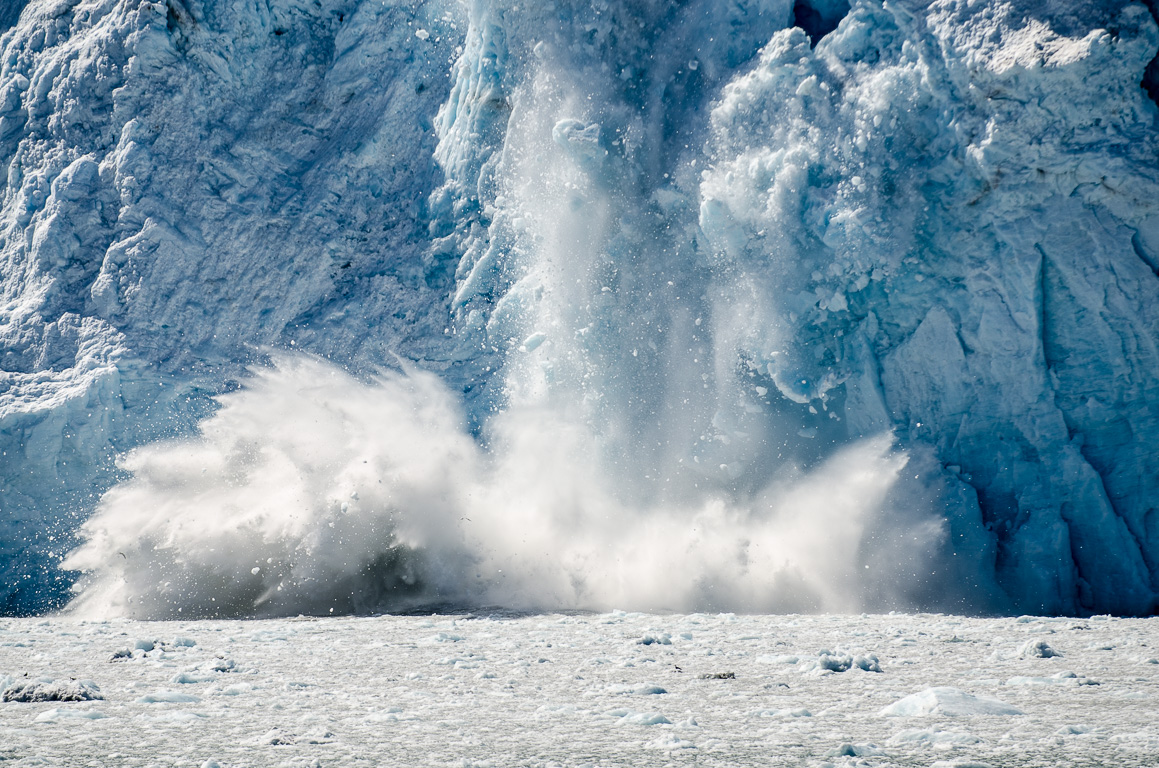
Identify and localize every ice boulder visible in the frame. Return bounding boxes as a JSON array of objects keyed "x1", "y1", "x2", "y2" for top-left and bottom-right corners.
[
  {"x1": 1018, "y1": 639, "x2": 1061, "y2": 659},
  {"x1": 880, "y1": 687, "x2": 1023, "y2": 717},
  {"x1": 2, "y1": 678, "x2": 103, "y2": 702}
]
